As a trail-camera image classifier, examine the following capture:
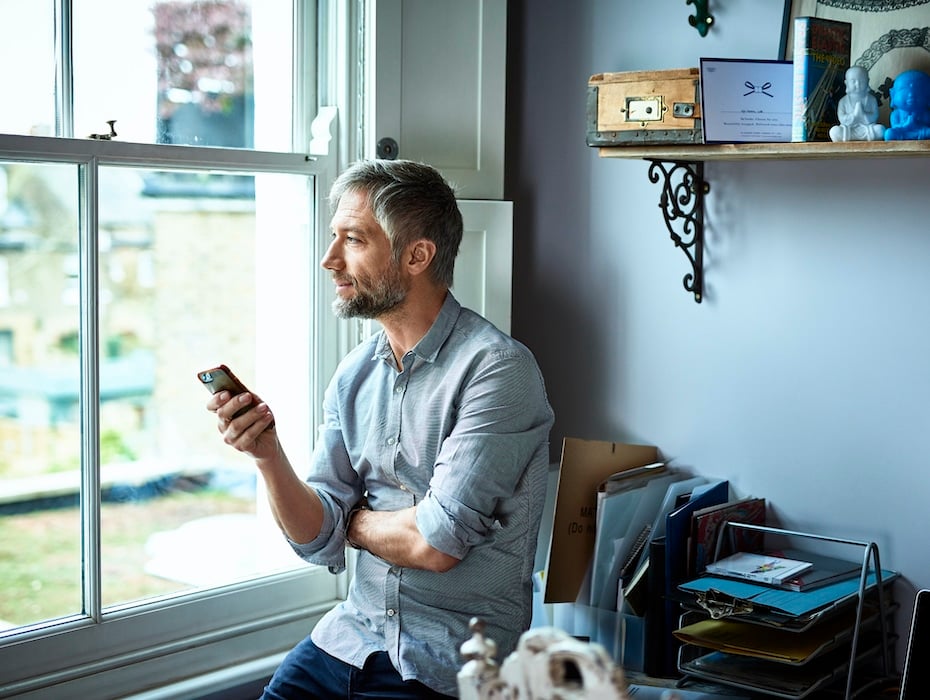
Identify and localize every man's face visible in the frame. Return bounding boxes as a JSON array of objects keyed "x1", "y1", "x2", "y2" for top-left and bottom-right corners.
[{"x1": 322, "y1": 189, "x2": 409, "y2": 319}]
